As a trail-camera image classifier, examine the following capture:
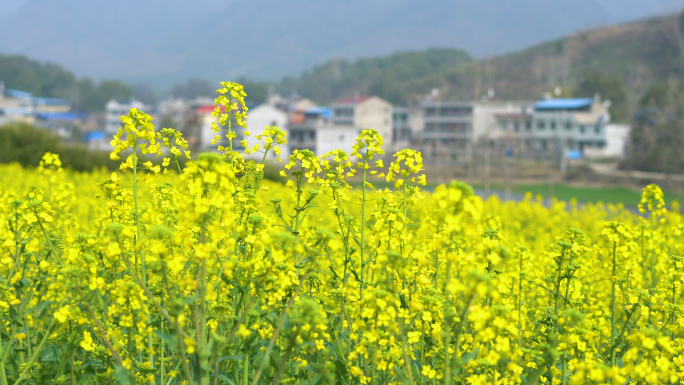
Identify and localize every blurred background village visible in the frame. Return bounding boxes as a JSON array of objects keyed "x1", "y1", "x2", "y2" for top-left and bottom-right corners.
[{"x1": 3, "y1": 1, "x2": 684, "y2": 205}]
